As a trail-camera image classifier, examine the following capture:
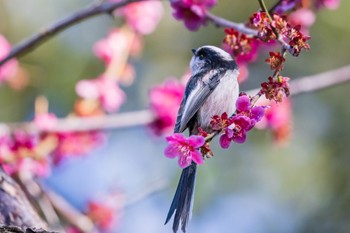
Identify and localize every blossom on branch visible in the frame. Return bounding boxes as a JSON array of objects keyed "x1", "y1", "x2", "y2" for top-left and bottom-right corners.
[
  {"x1": 170, "y1": 0, "x2": 217, "y2": 31},
  {"x1": 257, "y1": 98, "x2": 293, "y2": 145},
  {"x1": 0, "y1": 35, "x2": 18, "y2": 83},
  {"x1": 165, "y1": 133, "x2": 205, "y2": 168},
  {"x1": 114, "y1": 0, "x2": 164, "y2": 35},
  {"x1": 76, "y1": 75, "x2": 126, "y2": 113},
  {"x1": 265, "y1": 51, "x2": 285, "y2": 71},
  {"x1": 211, "y1": 95, "x2": 266, "y2": 149},
  {"x1": 261, "y1": 76, "x2": 290, "y2": 102},
  {"x1": 223, "y1": 28, "x2": 259, "y2": 63},
  {"x1": 249, "y1": 11, "x2": 311, "y2": 56}
]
